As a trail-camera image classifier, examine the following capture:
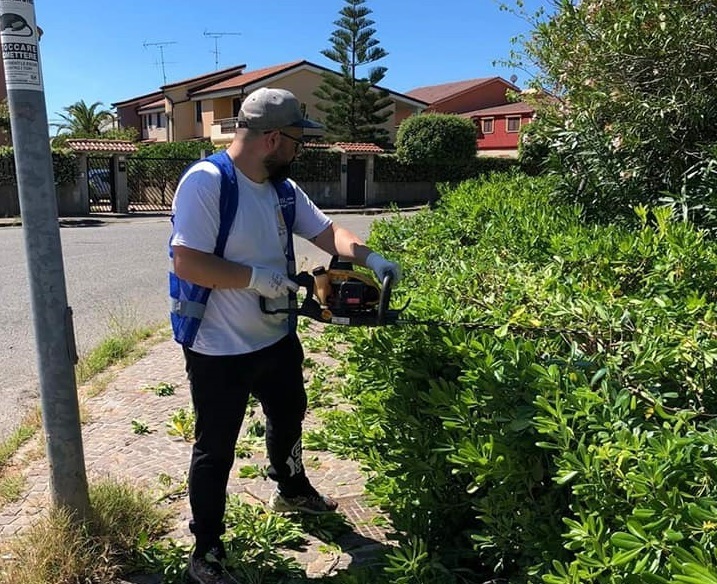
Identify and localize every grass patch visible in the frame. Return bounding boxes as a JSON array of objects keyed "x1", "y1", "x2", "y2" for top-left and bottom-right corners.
[
  {"x1": 0, "y1": 473, "x2": 26, "y2": 505},
  {"x1": 75, "y1": 326, "x2": 155, "y2": 385},
  {"x1": 0, "y1": 409, "x2": 43, "y2": 507},
  {"x1": 0, "y1": 478, "x2": 171, "y2": 584},
  {"x1": 0, "y1": 422, "x2": 36, "y2": 470}
]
